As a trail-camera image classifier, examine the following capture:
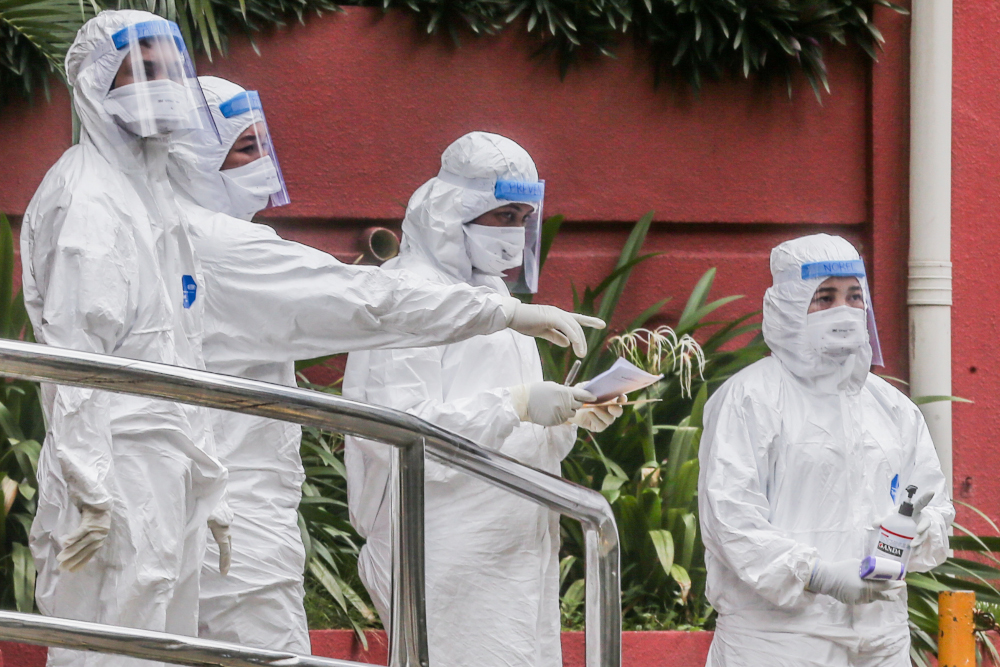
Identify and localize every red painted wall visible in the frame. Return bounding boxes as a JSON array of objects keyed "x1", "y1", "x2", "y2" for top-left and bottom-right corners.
[
  {"x1": 0, "y1": 10, "x2": 871, "y2": 224},
  {"x1": 952, "y1": 1, "x2": 1000, "y2": 530},
  {"x1": 0, "y1": 7, "x2": 912, "y2": 374}
]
